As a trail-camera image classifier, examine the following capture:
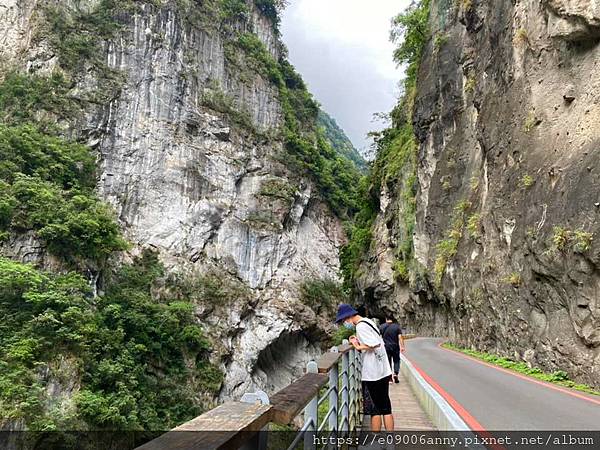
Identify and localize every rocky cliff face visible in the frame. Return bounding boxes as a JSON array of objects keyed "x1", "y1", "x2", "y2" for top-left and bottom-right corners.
[
  {"x1": 0, "y1": 0, "x2": 351, "y2": 406},
  {"x1": 359, "y1": 0, "x2": 600, "y2": 387}
]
